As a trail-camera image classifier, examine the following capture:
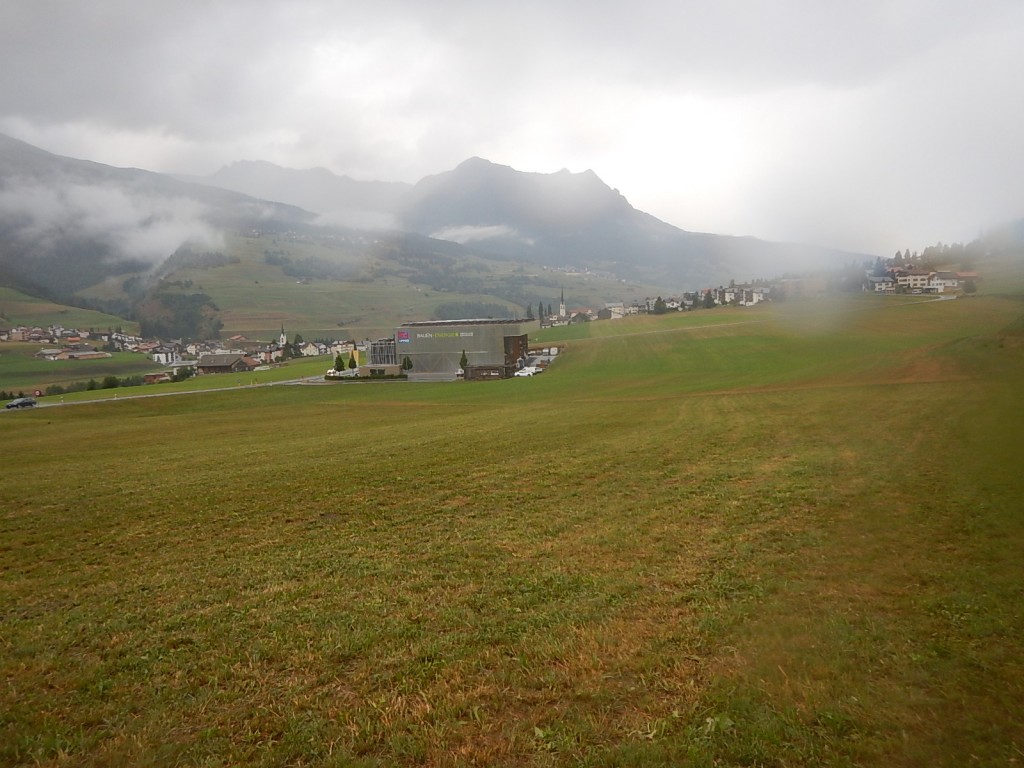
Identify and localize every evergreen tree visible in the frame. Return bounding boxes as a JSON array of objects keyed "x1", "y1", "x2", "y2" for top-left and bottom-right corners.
[
  {"x1": 460, "y1": 349, "x2": 468, "y2": 369},
  {"x1": 348, "y1": 353, "x2": 357, "y2": 370},
  {"x1": 334, "y1": 353, "x2": 345, "y2": 372}
]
